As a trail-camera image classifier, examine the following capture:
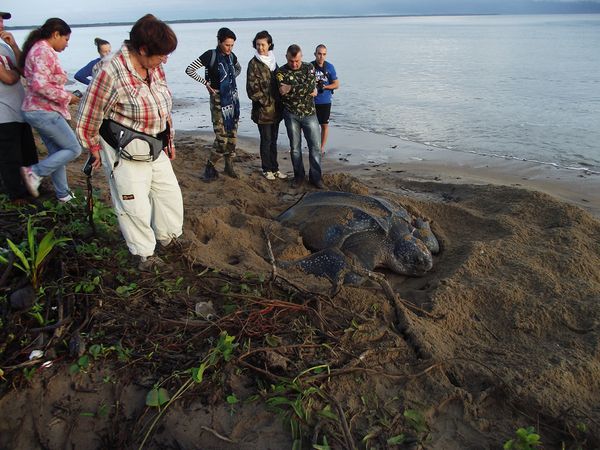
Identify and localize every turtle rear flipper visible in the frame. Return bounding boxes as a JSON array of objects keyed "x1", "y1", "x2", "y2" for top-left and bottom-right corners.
[{"x1": 280, "y1": 248, "x2": 364, "y2": 285}]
